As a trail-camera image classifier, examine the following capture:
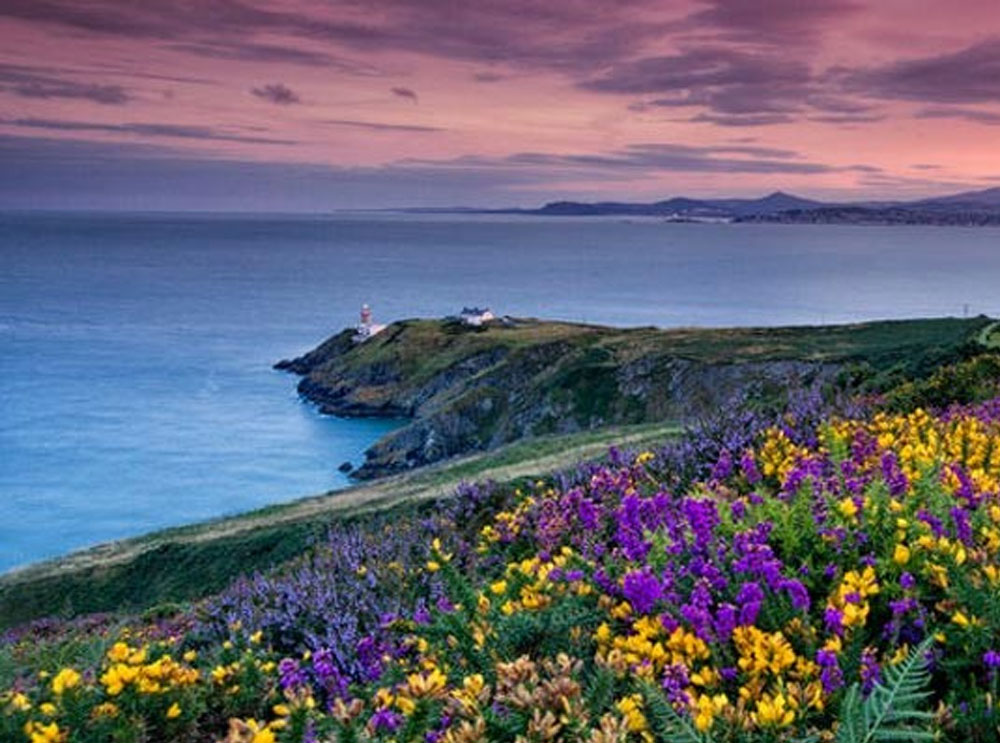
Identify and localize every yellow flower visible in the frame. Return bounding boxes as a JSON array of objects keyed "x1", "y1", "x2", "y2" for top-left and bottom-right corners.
[
  {"x1": 893, "y1": 543, "x2": 911, "y2": 565},
  {"x1": 838, "y1": 498, "x2": 858, "y2": 519},
  {"x1": 752, "y1": 692, "x2": 795, "y2": 728},
  {"x1": 489, "y1": 580, "x2": 508, "y2": 595},
  {"x1": 693, "y1": 693, "x2": 727, "y2": 732},
  {"x1": 24, "y1": 721, "x2": 63, "y2": 743},
  {"x1": 51, "y1": 668, "x2": 80, "y2": 695},
  {"x1": 616, "y1": 694, "x2": 648, "y2": 733},
  {"x1": 107, "y1": 642, "x2": 131, "y2": 663},
  {"x1": 233, "y1": 719, "x2": 276, "y2": 743},
  {"x1": 405, "y1": 668, "x2": 448, "y2": 698},
  {"x1": 91, "y1": 702, "x2": 119, "y2": 718},
  {"x1": 166, "y1": 702, "x2": 182, "y2": 719},
  {"x1": 7, "y1": 692, "x2": 31, "y2": 711},
  {"x1": 952, "y1": 610, "x2": 971, "y2": 627}
]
